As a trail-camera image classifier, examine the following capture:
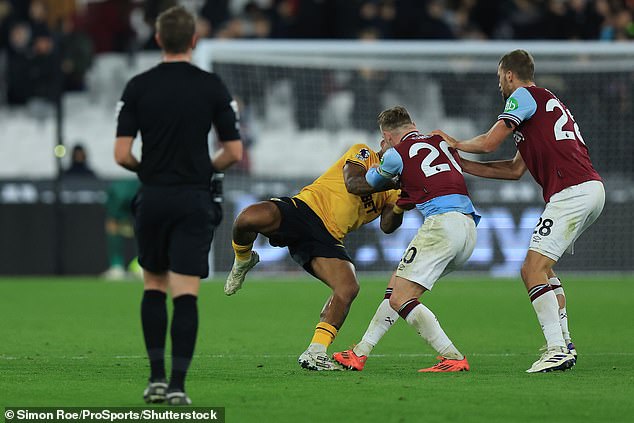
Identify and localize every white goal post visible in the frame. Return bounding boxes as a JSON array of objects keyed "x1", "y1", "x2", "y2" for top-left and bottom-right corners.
[
  {"x1": 192, "y1": 40, "x2": 634, "y2": 275},
  {"x1": 193, "y1": 40, "x2": 634, "y2": 178}
]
